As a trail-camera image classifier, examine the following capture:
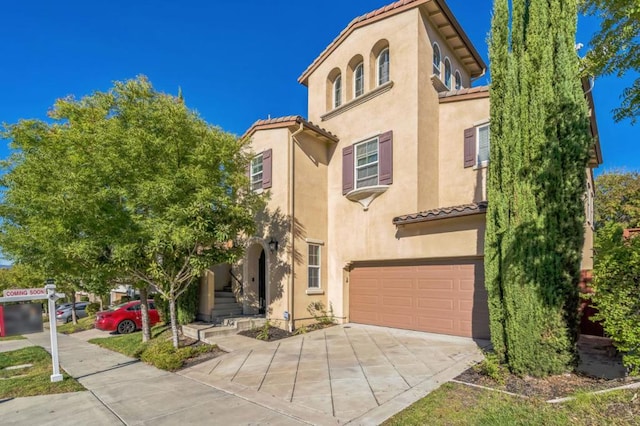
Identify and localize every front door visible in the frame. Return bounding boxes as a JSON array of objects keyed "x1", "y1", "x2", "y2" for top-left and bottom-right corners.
[{"x1": 258, "y1": 249, "x2": 266, "y2": 314}]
